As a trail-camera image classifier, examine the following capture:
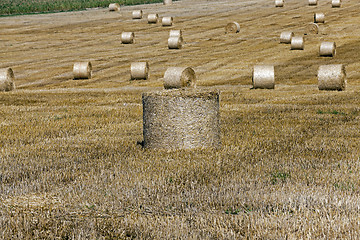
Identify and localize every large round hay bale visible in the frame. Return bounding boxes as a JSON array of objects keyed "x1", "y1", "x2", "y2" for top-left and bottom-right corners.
[
  {"x1": 332, "y1": 0, "x2": 341, "y2": 7},
  {"x1": 148, "y1": 14, "x2": 159, "y2": 24},
  {"x1": 275, "y1": 0, "x2": 284, "y2": 7},
  {"x1": 121, "y1": 32, "x2": 135, "y2": 44},
  {"x1": 169, "y1": 30, "x2": 182, "y2": 38},
  {"x1": 132, "y1": 10, "x2": 143, "y2": 19},
  {"x1": 131, "y1": 62, "x2": 149, "y2": 80},
  {"x1": 291, "y1": 36, "x2": 304, "y2": 50},
  {"x1": 252, "y1": 65, "x2": 275, "y2": 89},
  {"x1": 109, "y1": 3, "x2": 120, "y2": 11},
  {"x1": 164, "y1": 67, "x2": 196, "y2": 89},
  {"x1": 308, "y1": 0, "x2": 317, "y2": 5},
  {"x1": 225, "y1": 22, "x2": 240, "y2": 33},
  {"x1": 280, "y1": 31, "x2": 294, "y2": 44},
  {"x1": 0, "y1": 68, "x2": 15, "y2": 92},
  {"x1": 162, "y1": 17, "x2": 173, "y2": 26},
  {"x1": 314, "y1": 13, "x2": 325, "y2": 23},
  {"x1": 168, "y1": 36, "x2": 183, "y2": 49},
  {"x1": 73, "y1": 62, "x2": 92, "y2": 79},
  {"x1": 319, "y1": 42, "x2": 336, "y2": 57},
  {"x1": 318, "y1": 64, "x2": 346, "y2": 91},
  {"x1": 163, "y1": 0, "x2": 172, "y2": 5},
  {"x1": 306, "y1": 23, "x2": 319, "y2": 34},
  {"x1": 142, "y1": 89, "x2": 221, "y2": 150}
]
